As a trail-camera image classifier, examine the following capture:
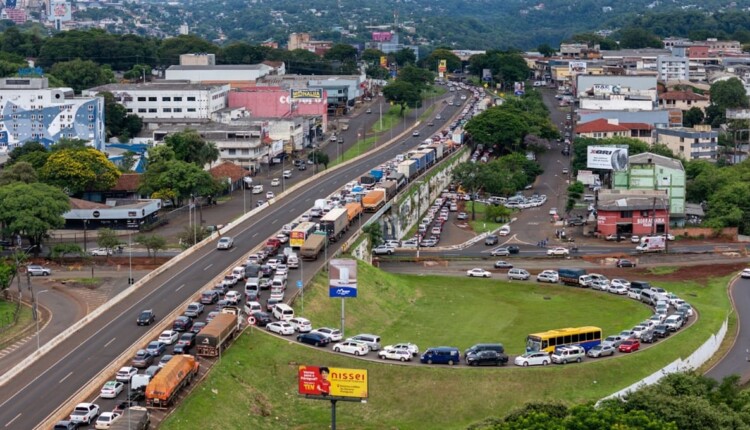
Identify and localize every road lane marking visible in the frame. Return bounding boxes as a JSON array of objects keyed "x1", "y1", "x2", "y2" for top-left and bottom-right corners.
[
  {"x1": 5, "y1": 413, "x2": 20, "y2": 427},
  {"x1": 252, "y1": 233, "x2": 258, "y2": 238},
  {"x1": 58, "y1": 372, "x2": 73, "y2": 384},
  {"x1": 103, "y1": 337, "x2": 117, "y2": 348},
  {"x1": 203, "y1": 264, "x2": 213, "y2": 271},
  {"x1": 271, "y1": 219, "x2": 277, "y2": 224},
  {"x1": 175, "y1": 284, "x2": 185, "y2": 292}
]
